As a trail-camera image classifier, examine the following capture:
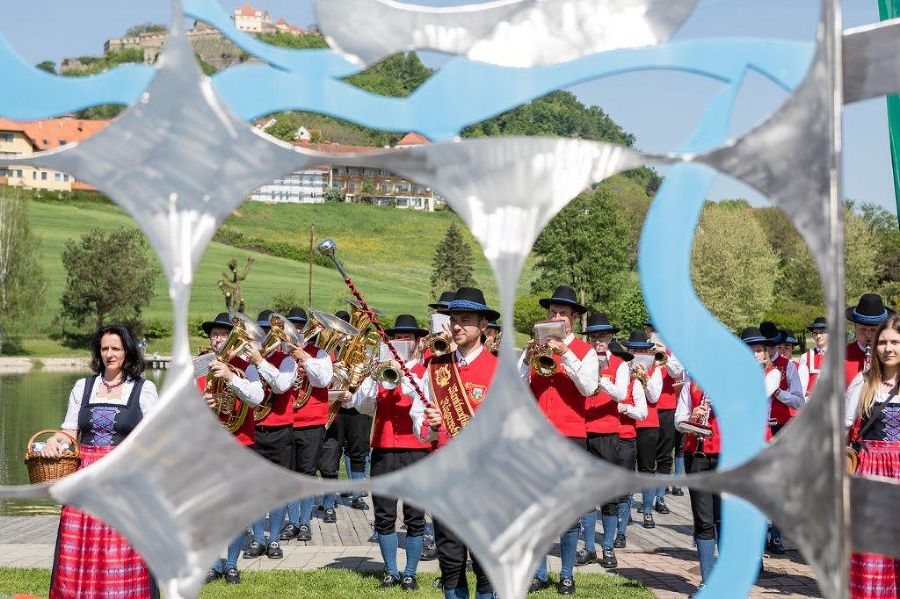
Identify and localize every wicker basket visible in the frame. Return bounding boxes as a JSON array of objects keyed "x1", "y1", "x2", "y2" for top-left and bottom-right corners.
[{"x1": 24, "y1": 429, "x2": 81, "y2": 484}]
